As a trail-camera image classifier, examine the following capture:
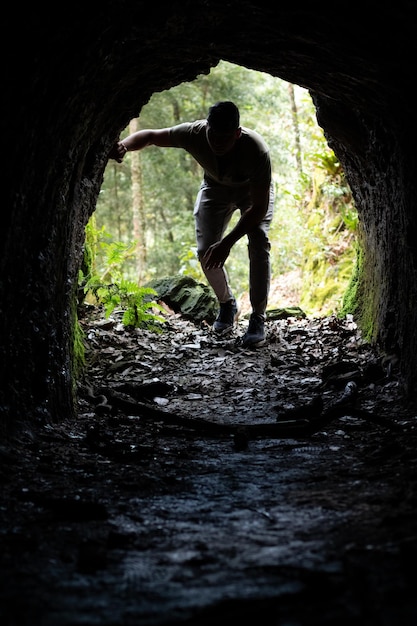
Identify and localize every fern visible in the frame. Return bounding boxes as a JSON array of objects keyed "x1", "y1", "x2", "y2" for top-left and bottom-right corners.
[
  {"x1": 80, "y1": 218, "x2": 166, "y2": 331},
  {"x1": 99, "y1": 281, "x2": 166, "y2": 332}
]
